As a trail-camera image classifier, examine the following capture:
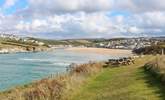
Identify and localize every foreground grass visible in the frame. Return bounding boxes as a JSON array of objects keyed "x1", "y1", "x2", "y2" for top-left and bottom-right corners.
[
  {"x1": 71, "y1": 56, "x2": 165, "y2": 100},
  {"x1": 1, "y1": 55, "x2": 165, "y2": 100},
  {"x1": 0, "y1": 62, "x2": 104, "y2": 100},
  {"x1": 144, "y1": 55, "x2": 165, "y2": 85}
]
